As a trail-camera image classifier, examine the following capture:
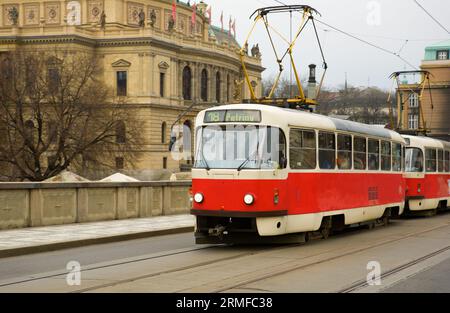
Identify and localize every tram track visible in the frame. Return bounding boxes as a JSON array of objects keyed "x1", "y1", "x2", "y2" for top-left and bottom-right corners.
[
  {"x1": 1, "y1": 219, "x2": 449, "y2": 293},
  {"x1": 0, "y1": 245, "x2": 217, "y2": 288},
  {"x1": 338, "y1": 245, "x2": 450, "y2": 293},
  {"x1": 185, "y1": 221, "x2": 450, "y2": 293},
  {"x1": 81, "y1": 220, "x2": 450, "y2": 293}
]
